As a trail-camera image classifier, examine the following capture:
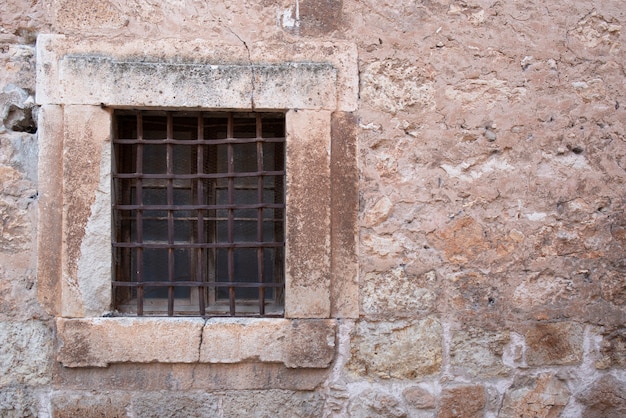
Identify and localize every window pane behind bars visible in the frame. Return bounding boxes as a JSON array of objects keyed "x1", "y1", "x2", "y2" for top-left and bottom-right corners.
[{"x1": 112, "y1": 111, "x2": 285, "y2": 317}]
